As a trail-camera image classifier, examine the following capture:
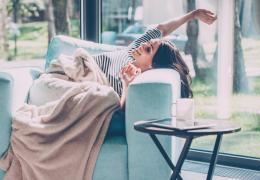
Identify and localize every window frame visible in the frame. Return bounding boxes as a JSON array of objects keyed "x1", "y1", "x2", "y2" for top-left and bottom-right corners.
[
  {"x1": 81, "y1": 0, "x2": 101, "y2": 42},
  {"x1": 187, "y1": 149, "x2": 260, "y2": 171}
]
